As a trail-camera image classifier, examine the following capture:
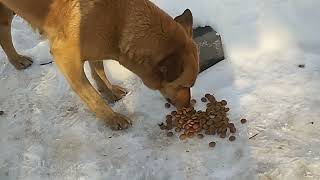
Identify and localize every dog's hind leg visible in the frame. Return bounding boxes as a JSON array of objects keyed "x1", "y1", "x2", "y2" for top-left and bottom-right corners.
[
  {"x1": 52, "y1": 47, "x2": 131, "y2": 130},
  {"x1": 89, "y1": 61, "x2": 127, "y2": 103},
  {"x1": 0, "y1": 4, "x2": 32, "y2": 69}
]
